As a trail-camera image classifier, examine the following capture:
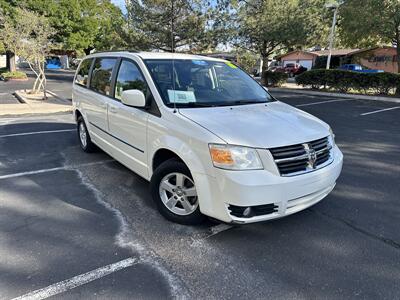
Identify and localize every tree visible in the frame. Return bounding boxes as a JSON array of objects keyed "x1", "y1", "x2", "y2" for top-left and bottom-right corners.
[
  {"x1": 228, "y1": 0, "x2": 322, "y2": 85},
  {"x1": 93, "y1": 1, "x2": 129, "y2": 51},
  {"x1": 339, "y1": 0, "x2": 400, "y2": 73},
  {"x1": 236, "y1": 50, "x2": 258, "y2": 74},
  {"x1": 1, "y1": 8, "x2": 53, "y2": 97},
  {"x1": 126, "y1": 0, "x2": 214, "y2": 52},
  {"x1": 0, "y1": 0, "x2": 17, "y2": 71},
  {"x1": 3, "y1": 0, "x2": 129, "y2": 54}
]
